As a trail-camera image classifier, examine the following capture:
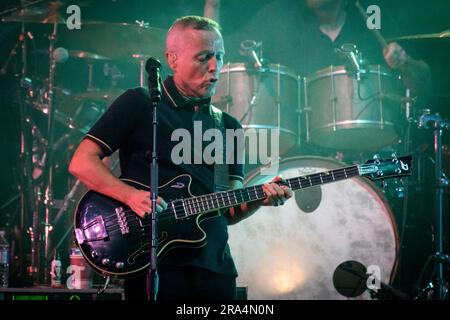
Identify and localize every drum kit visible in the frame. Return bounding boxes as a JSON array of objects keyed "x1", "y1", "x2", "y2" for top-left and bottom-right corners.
[
  {"x1": 1, "y1": 1, "x2": 448, "y2": 299},
  {"x1": 0, "y1": 1, "x2": 165, "y2": 285},
  {"x1": 217, "y1": 36, "x2": 449, "y2": 299}
]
